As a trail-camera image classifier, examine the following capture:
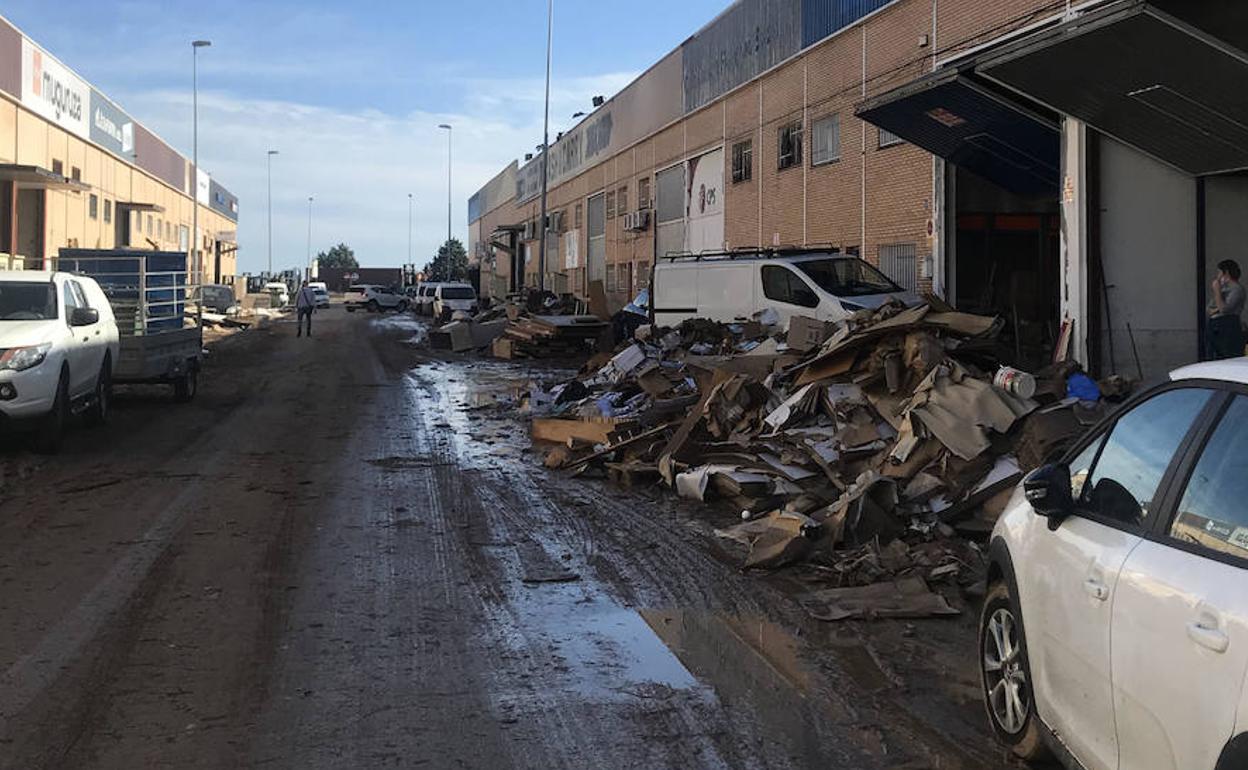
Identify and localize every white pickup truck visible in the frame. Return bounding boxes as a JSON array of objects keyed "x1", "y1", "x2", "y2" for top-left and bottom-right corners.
[{"x1": 0, "y1": 271, "x2": 119, "y2": 452}]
